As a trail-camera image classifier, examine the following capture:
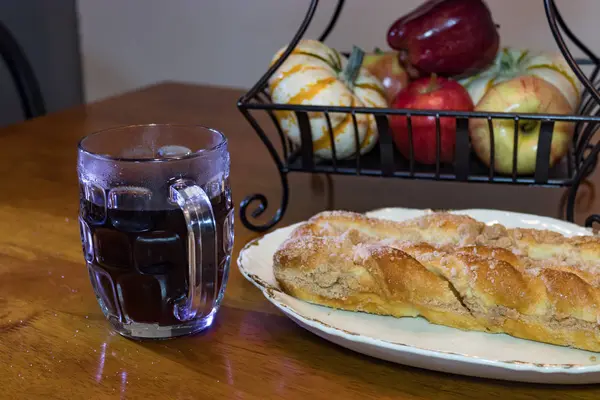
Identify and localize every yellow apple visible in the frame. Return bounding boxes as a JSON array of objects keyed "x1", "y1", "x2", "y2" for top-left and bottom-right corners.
[
  {"x1": 469, "y1": 75, "x2": 574, "y2": 175},
  {"x1": 460, "y1": 47, "x2": 582, "y2": 111}
]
